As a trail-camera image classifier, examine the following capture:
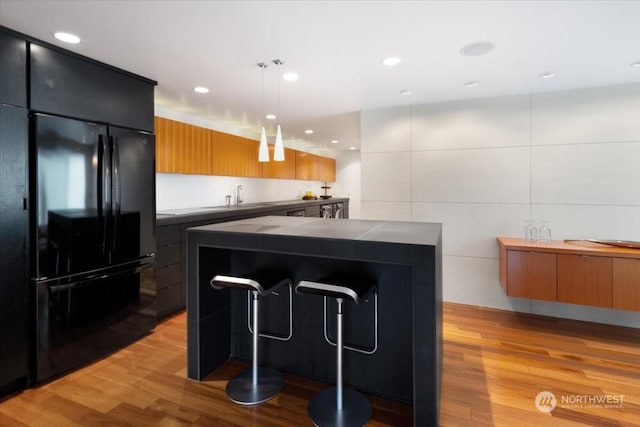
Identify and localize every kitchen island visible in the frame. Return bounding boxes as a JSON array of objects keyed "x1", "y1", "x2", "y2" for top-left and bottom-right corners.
[{"x1": 186, "y1": 216, "x2": 442, "y2": 426}]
